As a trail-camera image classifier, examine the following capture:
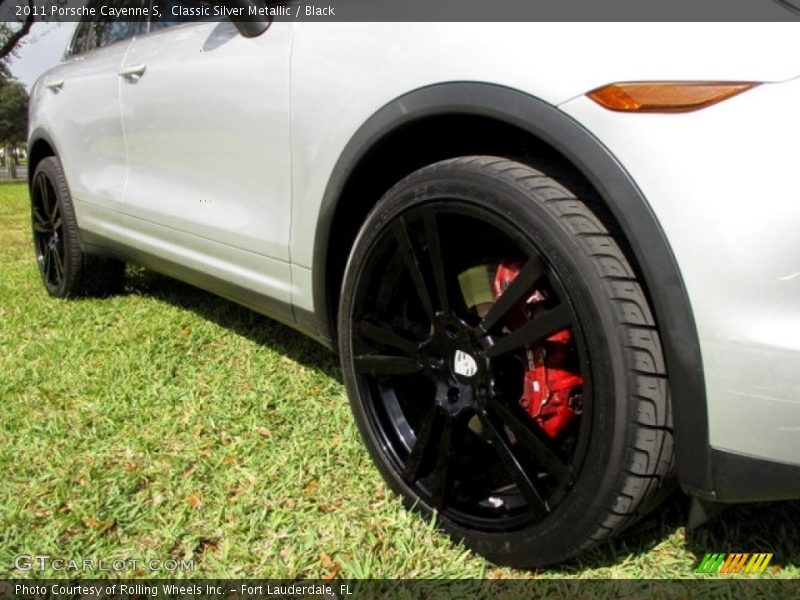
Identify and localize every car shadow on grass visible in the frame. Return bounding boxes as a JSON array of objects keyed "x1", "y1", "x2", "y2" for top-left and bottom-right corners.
[
  {"x1": 123, "y1": 266, "x2": 342, "y2": 381},
  {"x1": 122, "y1": 266, "x2": 800, "y2": 575}
]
